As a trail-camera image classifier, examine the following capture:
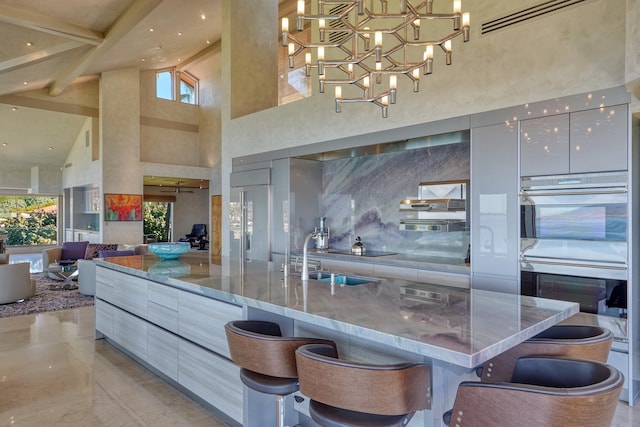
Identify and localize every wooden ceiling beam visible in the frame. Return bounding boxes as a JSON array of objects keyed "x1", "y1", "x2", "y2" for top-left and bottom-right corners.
[
  {"x1": 0, "y1": 41, "x2": 84, "y2": 73},
  {"x1": 48, "y1": 0, "x2": 164, "y2": 96},
  {"x1": 0, "y1": 5, "x2": 104, "y2": 45}
]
